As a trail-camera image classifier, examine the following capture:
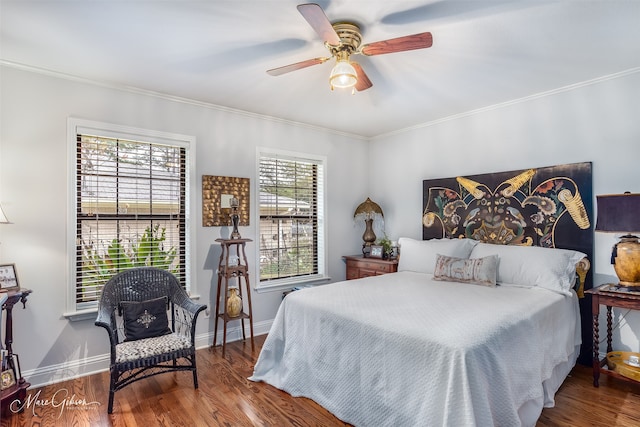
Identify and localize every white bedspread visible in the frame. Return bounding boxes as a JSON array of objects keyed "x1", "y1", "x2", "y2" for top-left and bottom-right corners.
[{"x1": 250, "y1": 271, "x2": 581, "y2": 427}]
